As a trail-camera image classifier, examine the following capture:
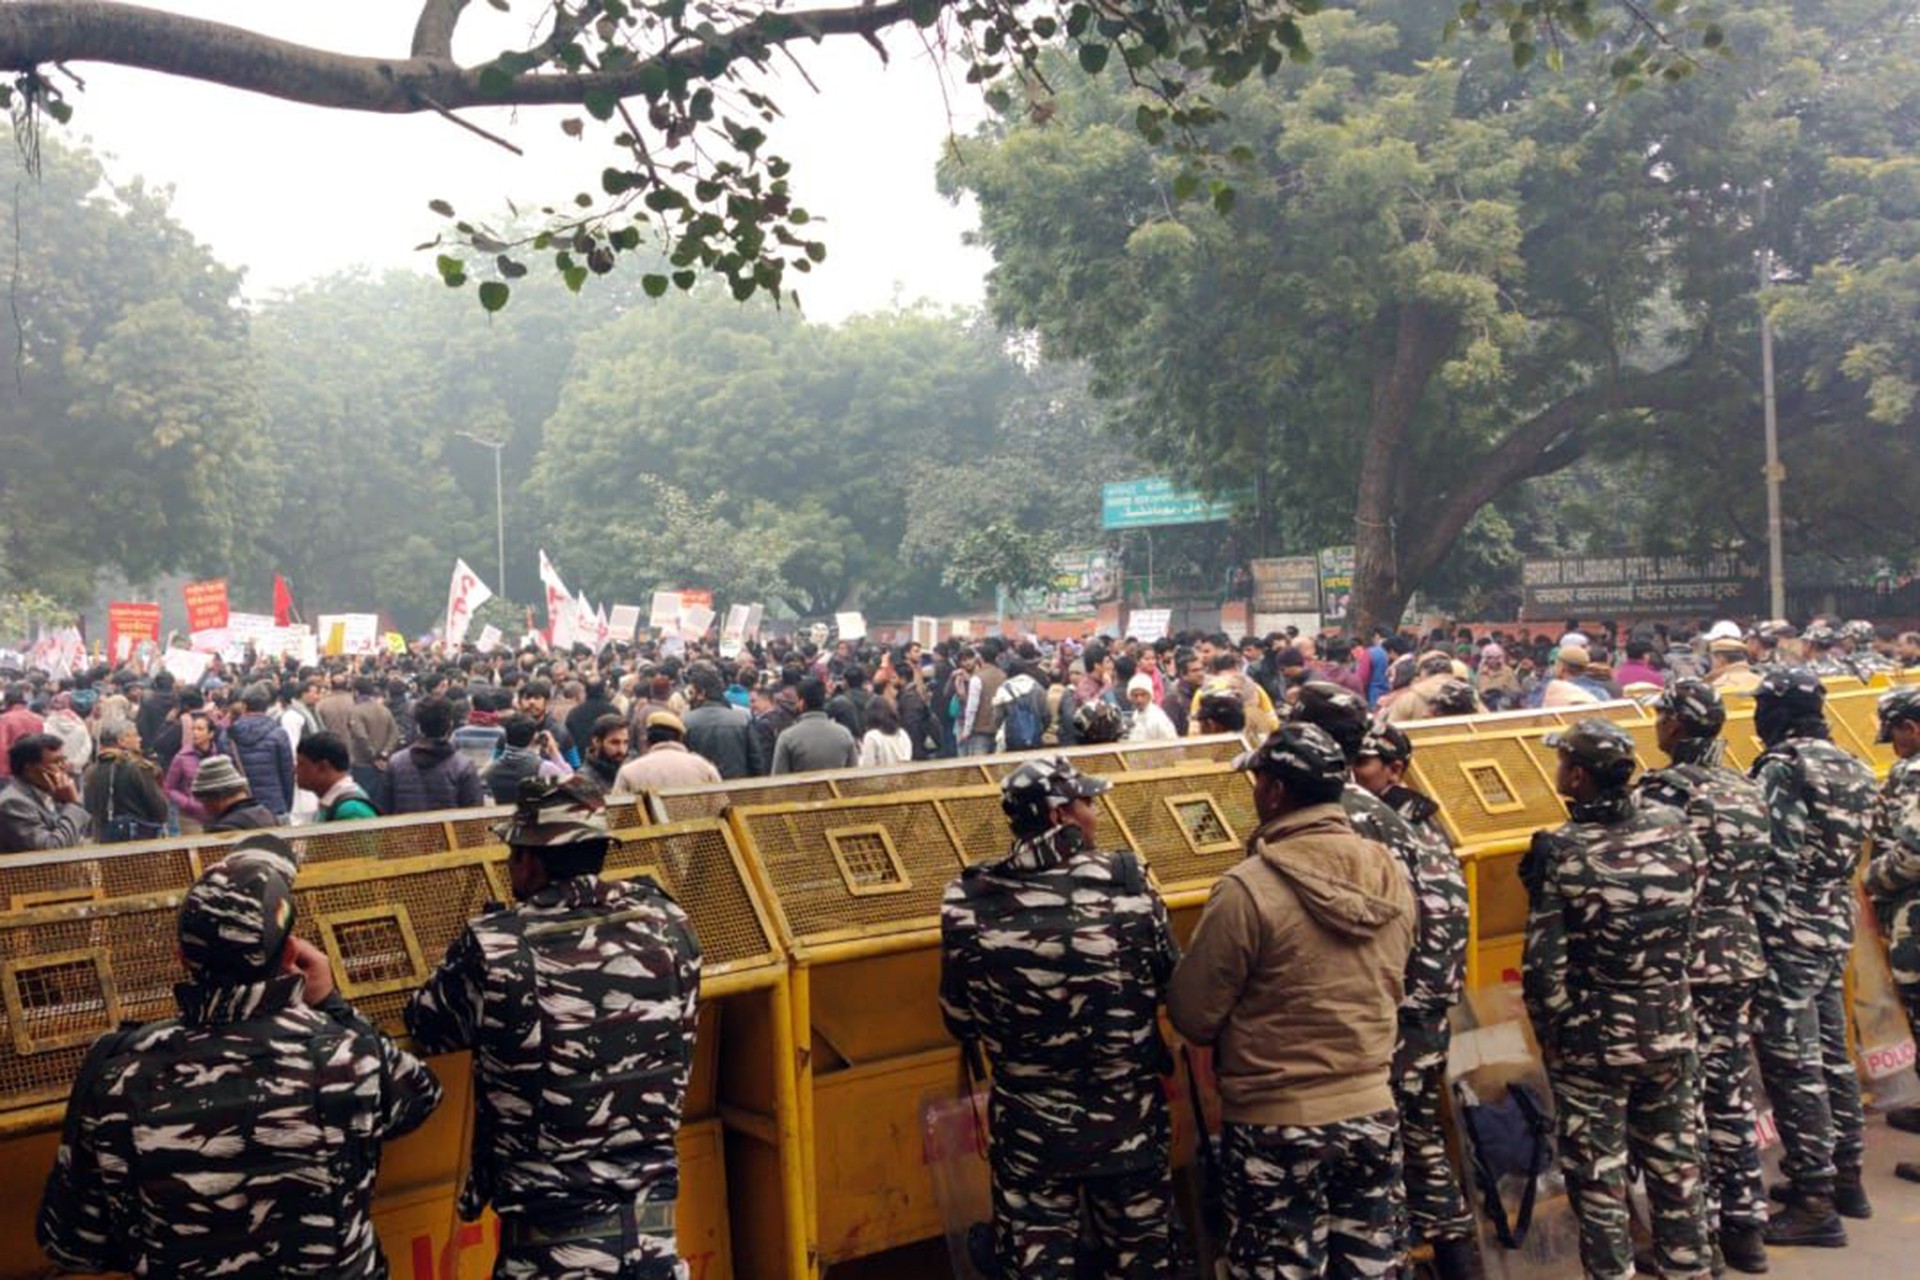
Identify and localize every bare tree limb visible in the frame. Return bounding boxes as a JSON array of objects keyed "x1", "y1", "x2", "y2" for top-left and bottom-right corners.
[
  {"x1": 411, "y1": 0, "x2": 472, "y2": 61},
  {"x1": 0, "y1": 0, "x2": 917, "y2": 115}
]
